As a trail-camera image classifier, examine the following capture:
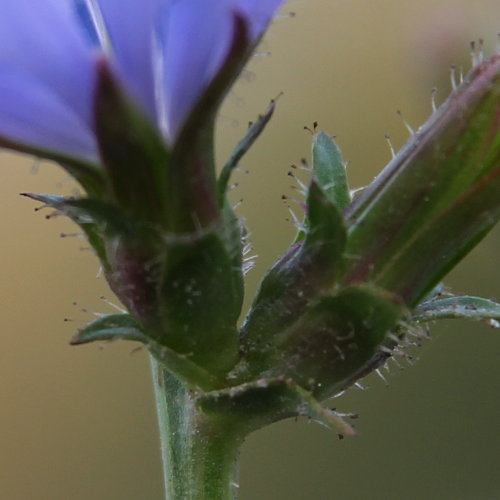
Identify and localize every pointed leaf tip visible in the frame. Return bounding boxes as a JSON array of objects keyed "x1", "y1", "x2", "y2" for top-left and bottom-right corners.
[
  {"x1": 312, "y1": 131, "x2": 351, "y2": 211},
  {"x1": 218, "y1": 97, "x2": 277, "y2": 204},
  {"x1": 70, "y1": 314, "x2": 146, "y2": 345},
  {"x1": 342, "y1": 54, "x2": 500, "y2": 305},
  {"x1": 413, "y1": 296, "x2": 500, "y2": 325}
]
